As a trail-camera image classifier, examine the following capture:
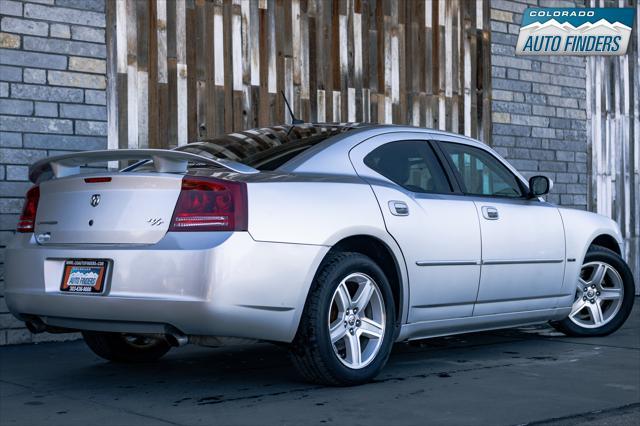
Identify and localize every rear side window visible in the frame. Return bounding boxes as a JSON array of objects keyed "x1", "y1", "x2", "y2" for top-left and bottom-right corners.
[
  {"x1": 364, "y1": 141, "x2": 452, "y2": 193},
  {"x1": 440, "y1": 142, "x2": 524, "y2": 198}
]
